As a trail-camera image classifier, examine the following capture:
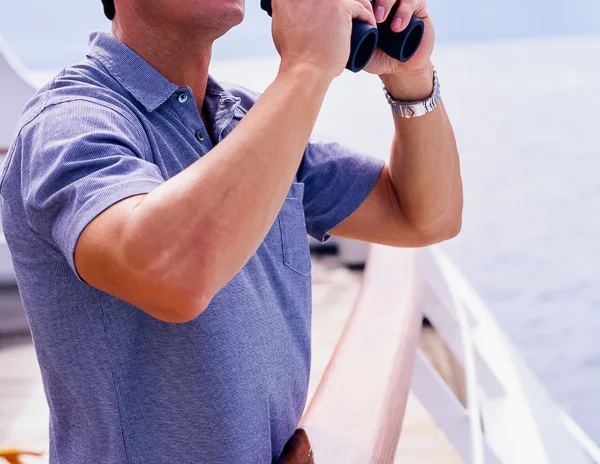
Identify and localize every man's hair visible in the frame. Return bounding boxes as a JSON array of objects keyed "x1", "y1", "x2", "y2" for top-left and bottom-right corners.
[{"x1": 101, "y1": 0, "x2": 116, "y2": 20}]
